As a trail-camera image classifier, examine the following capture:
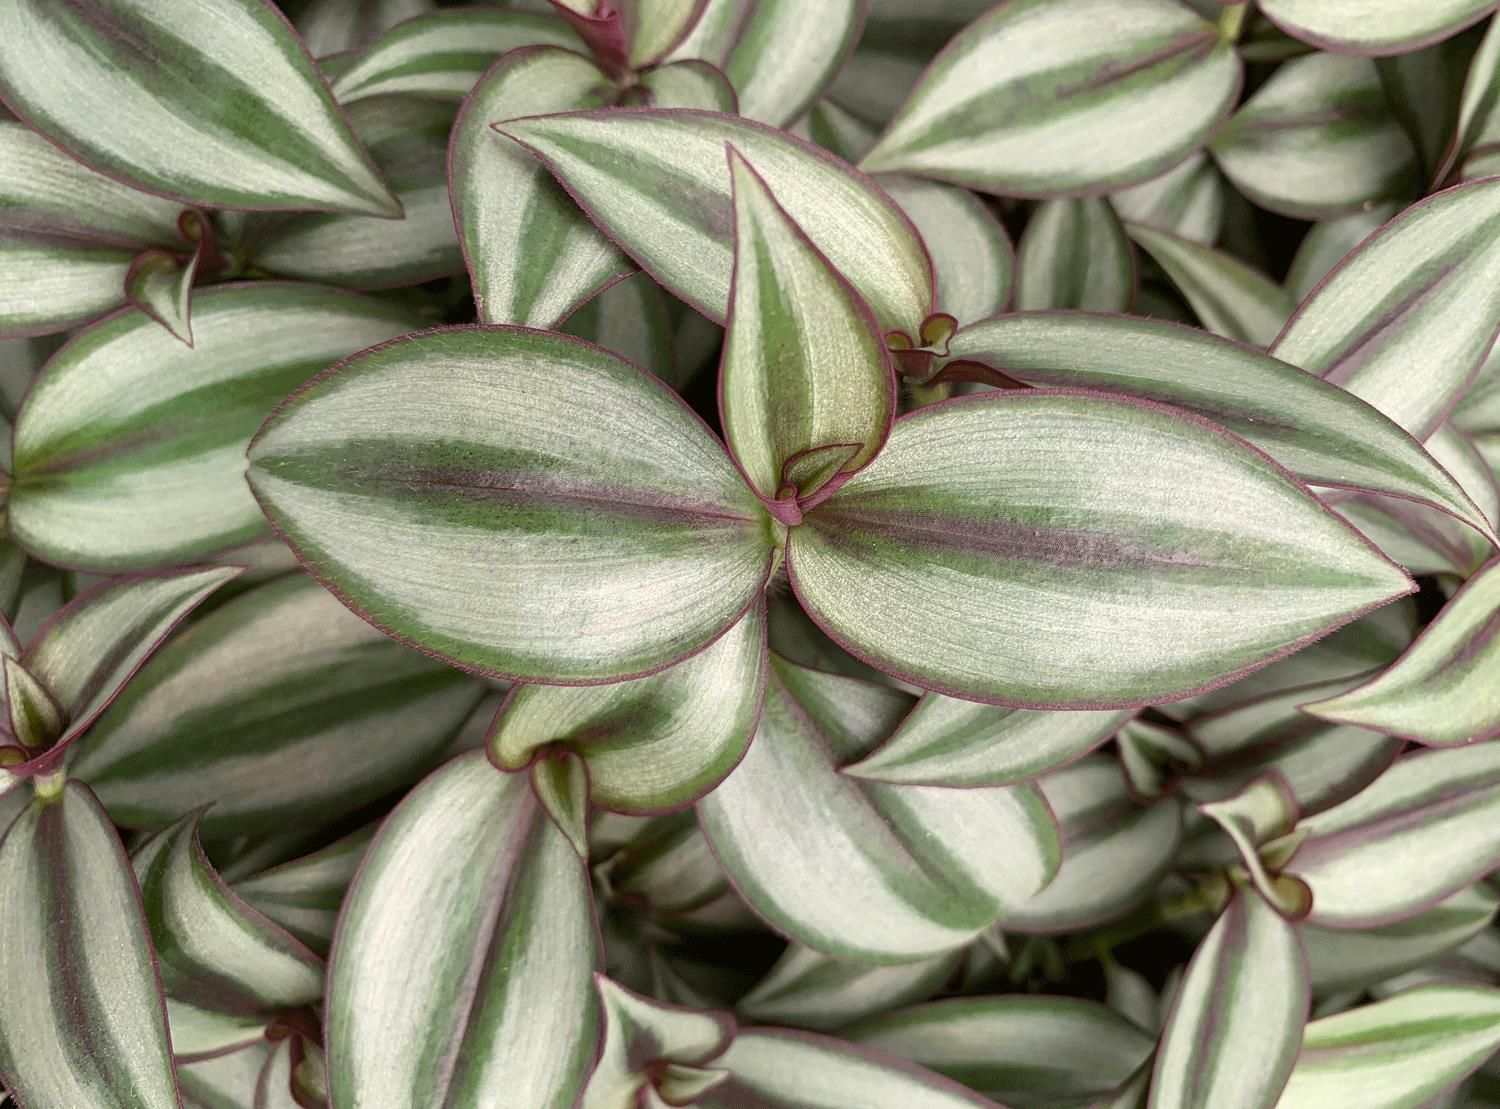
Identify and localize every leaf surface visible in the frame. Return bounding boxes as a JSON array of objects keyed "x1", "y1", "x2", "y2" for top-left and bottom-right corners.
[
  {"x1": 1256, "y1": 0, "x2": 1497, "y2": 55},
  {"x1": 1015, "y1": 198, "x2": 1133, "y2": 312},
  {"x1": 721, "y1": 0, "x2": 864, "y2": 126},
  {"x1": 1128, "y1": 224, "x2": 1291, "y2": 347},
  {"x1": 878, "y1": 174, "x2": 1013, "y2": 325}
]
